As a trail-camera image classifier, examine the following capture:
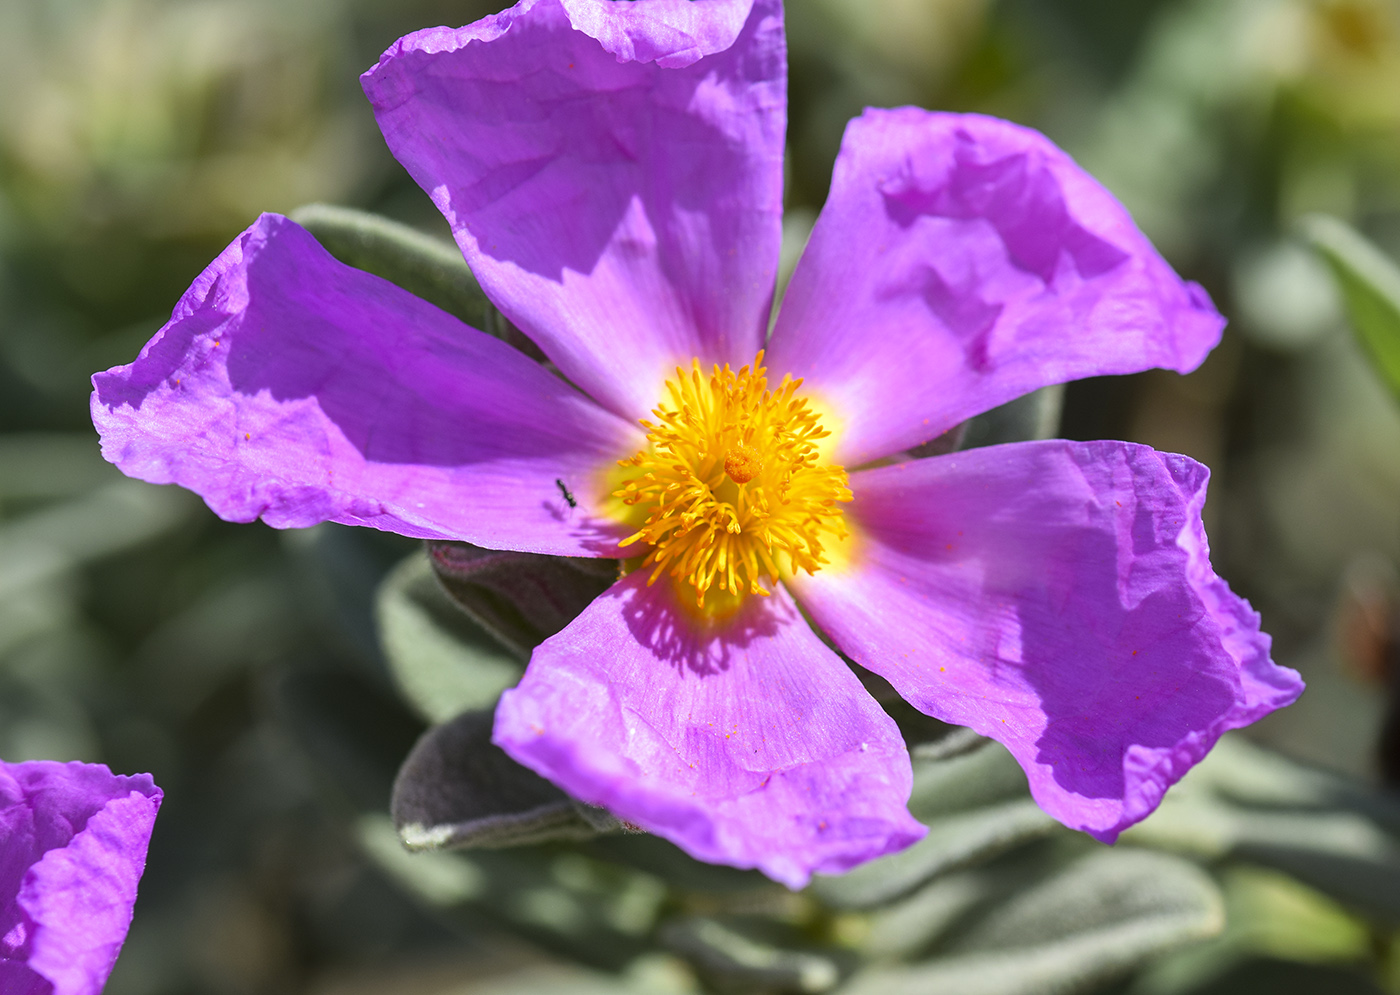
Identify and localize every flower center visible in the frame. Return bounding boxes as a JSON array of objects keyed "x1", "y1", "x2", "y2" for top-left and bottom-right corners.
[{"x1": 615, "y1": 351, "x2": 851, "y2": 608}]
